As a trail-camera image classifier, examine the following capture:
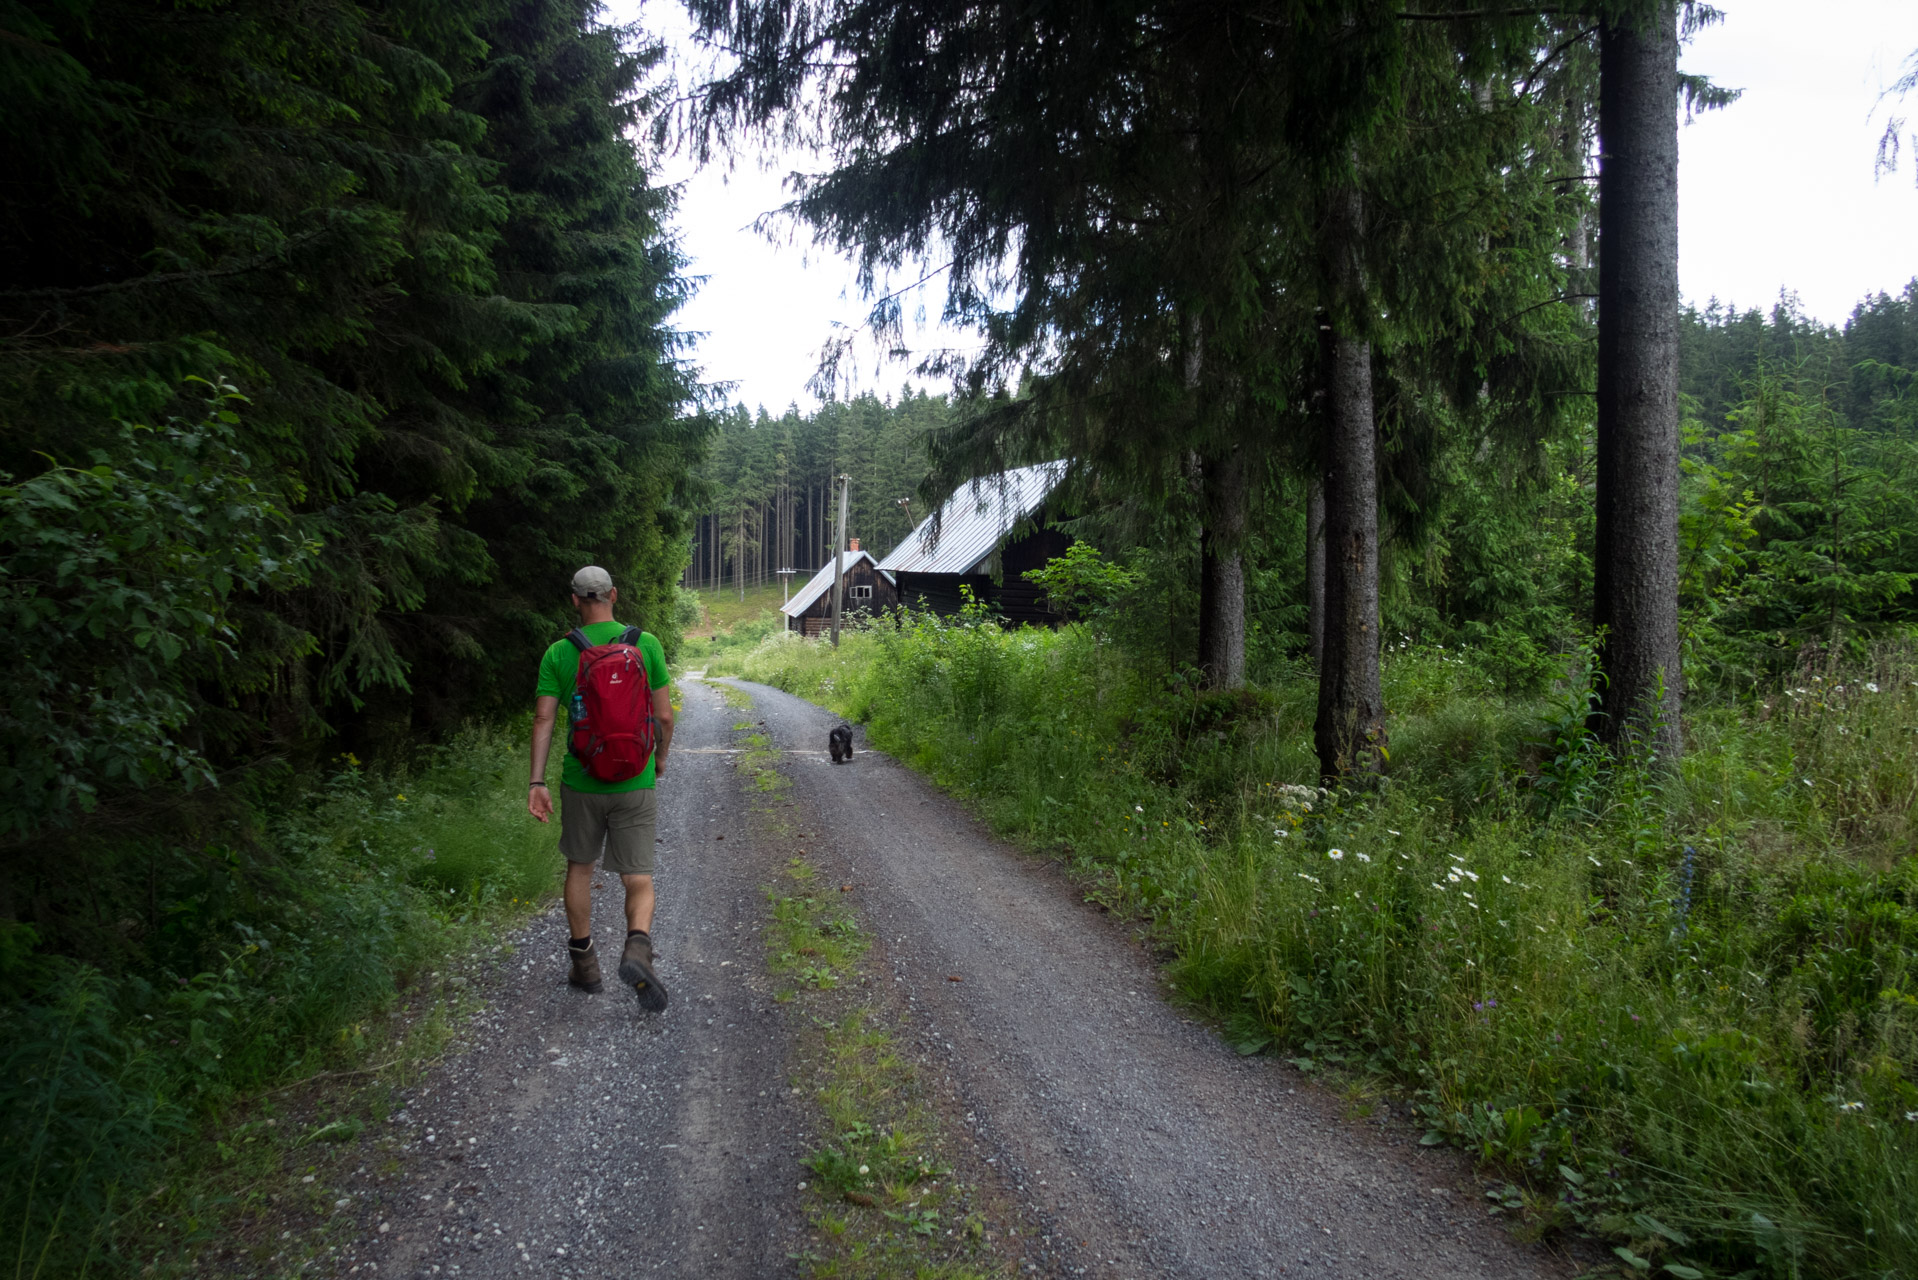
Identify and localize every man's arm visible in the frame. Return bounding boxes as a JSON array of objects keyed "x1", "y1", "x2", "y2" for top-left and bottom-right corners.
[
  {"x1": 529, "y1": 694, "x2": 559, "y2": 821},
  {"x1": 652, "y1": 685, "x2": 675, "y2": 776}
]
